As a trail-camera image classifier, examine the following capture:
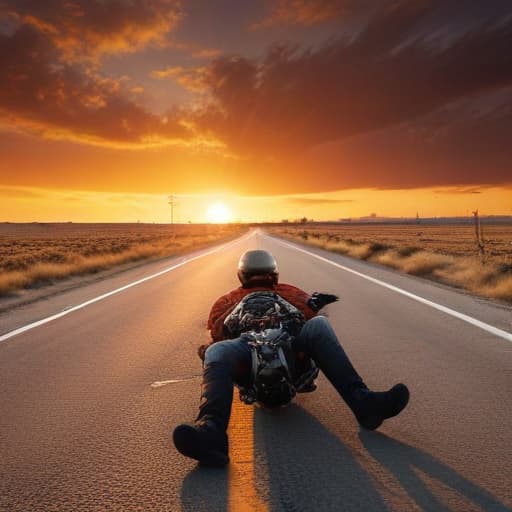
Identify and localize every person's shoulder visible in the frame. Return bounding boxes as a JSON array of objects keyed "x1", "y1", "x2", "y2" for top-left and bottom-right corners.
[
  {"x1": 275, "y1": 283, "x2": 308, "y2": 294},
  {"x1": 221, "y1": 286, "x2": 245, "y2": 301}
]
